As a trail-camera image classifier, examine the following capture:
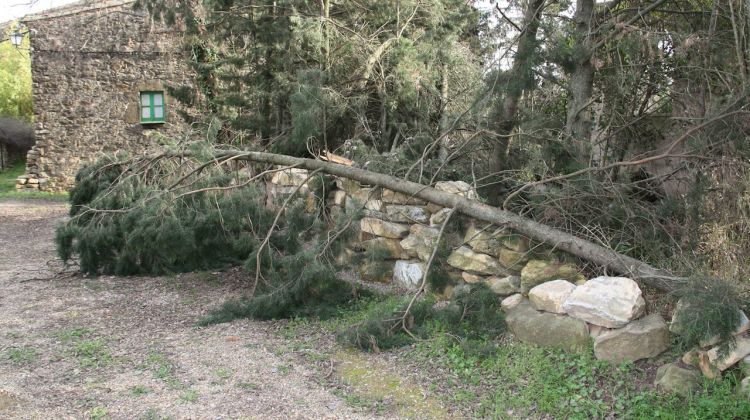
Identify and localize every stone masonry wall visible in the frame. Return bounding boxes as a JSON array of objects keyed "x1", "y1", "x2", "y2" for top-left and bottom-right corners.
[
  {"x1": 265, "y1": 167, "x2": 750, "y2": 380},
  {"x1": 18, "y1": 0, "x2": 197, "y2": 191}
]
